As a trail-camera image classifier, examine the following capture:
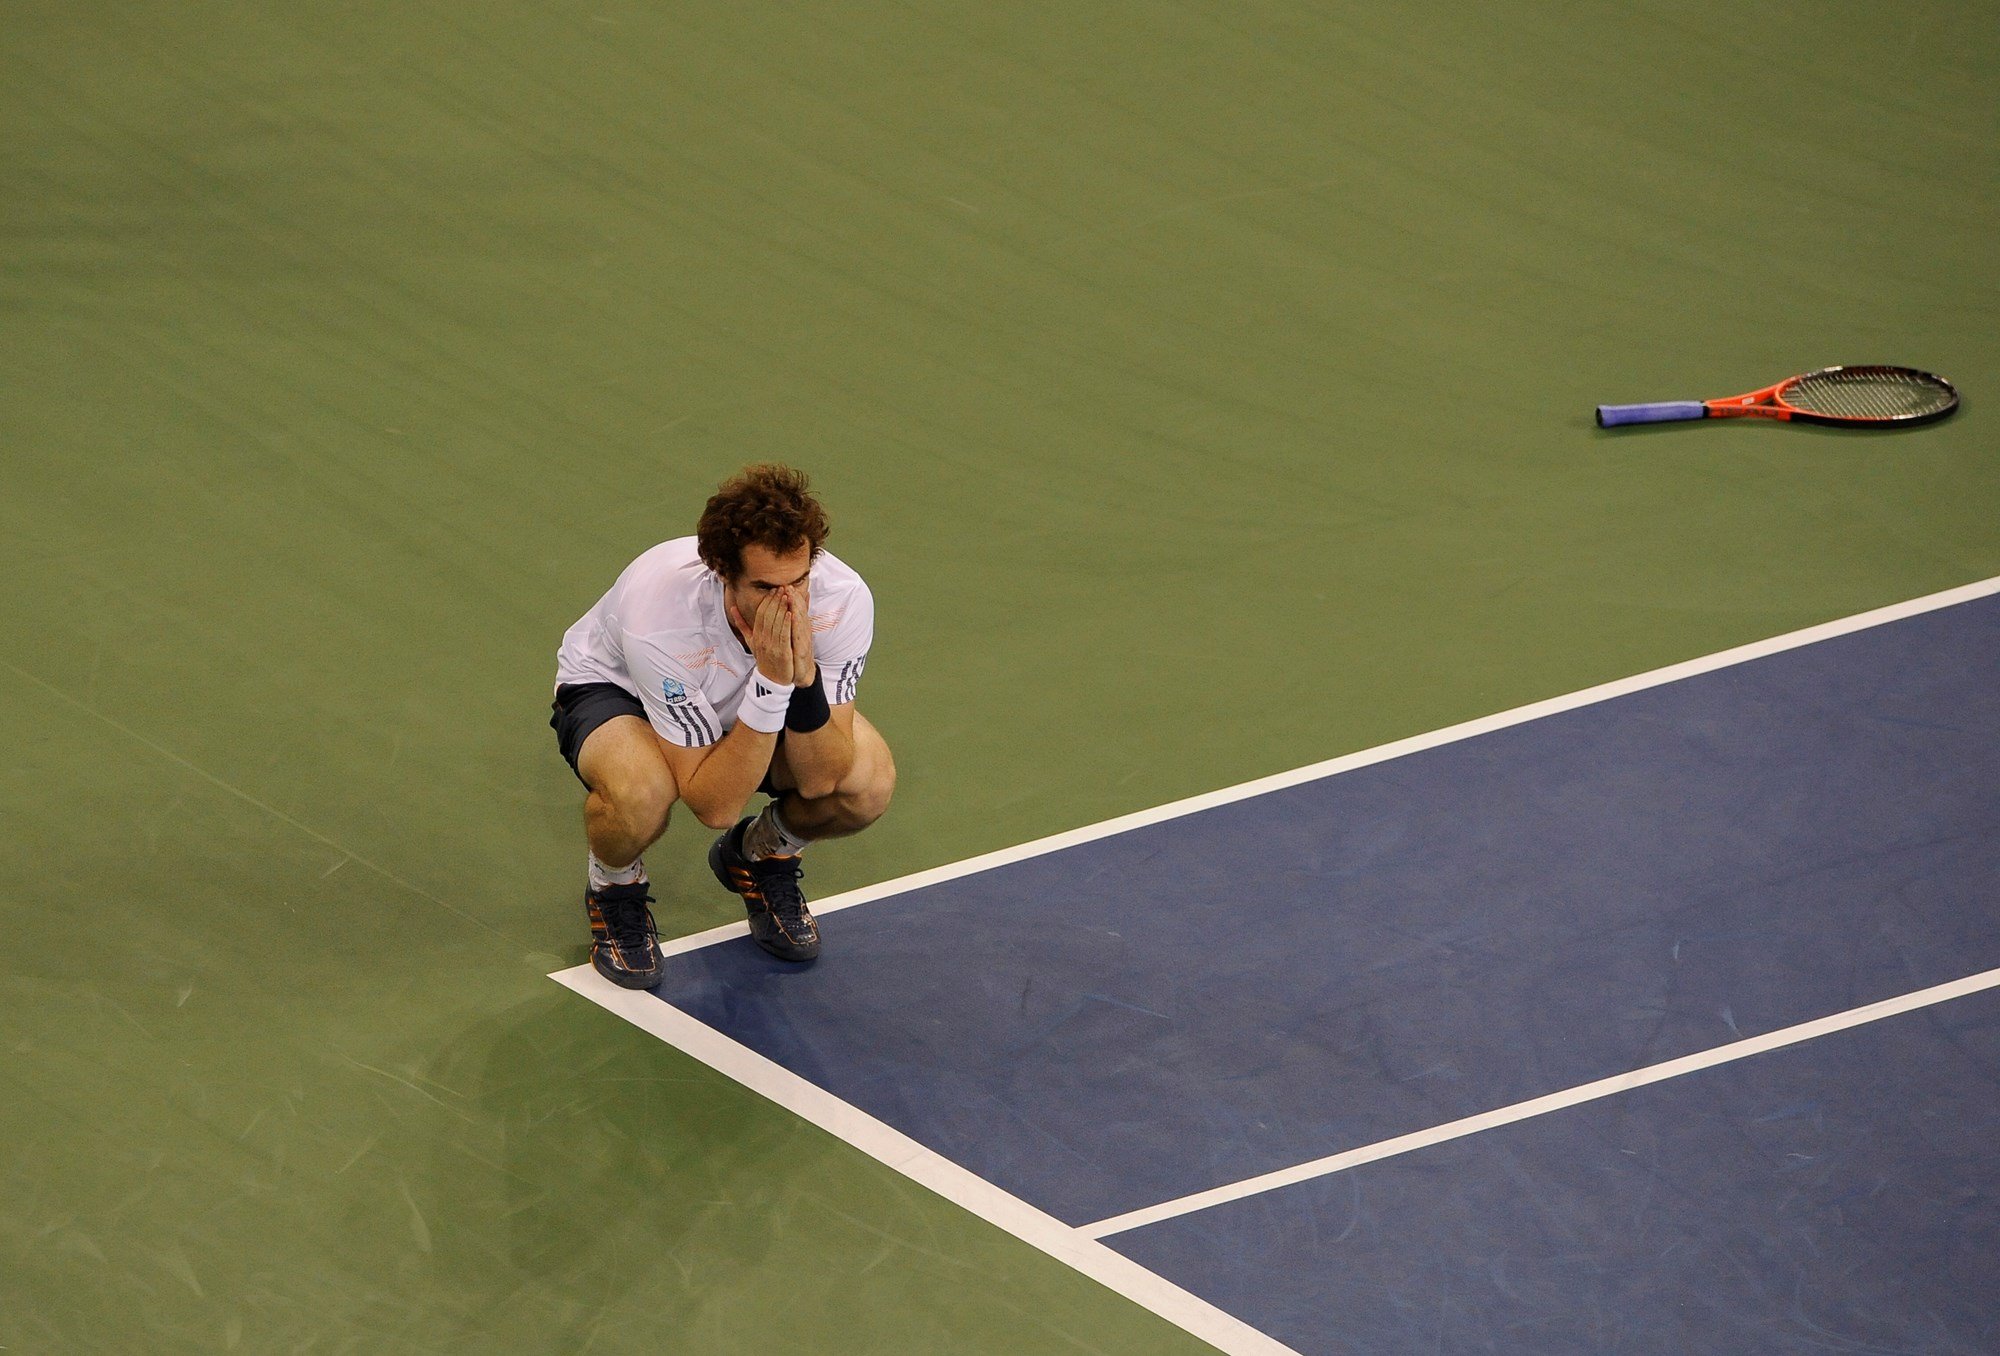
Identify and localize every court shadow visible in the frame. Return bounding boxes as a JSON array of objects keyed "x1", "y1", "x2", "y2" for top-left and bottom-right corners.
[{"x1": 403, "y1": 983, "x2": 815, "y2": 1349}]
